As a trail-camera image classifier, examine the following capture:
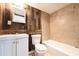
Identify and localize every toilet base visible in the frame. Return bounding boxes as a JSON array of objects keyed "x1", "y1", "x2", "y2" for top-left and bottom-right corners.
[{"x1": 35, "y1": 44, "x2": 47, "y2": 56}]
